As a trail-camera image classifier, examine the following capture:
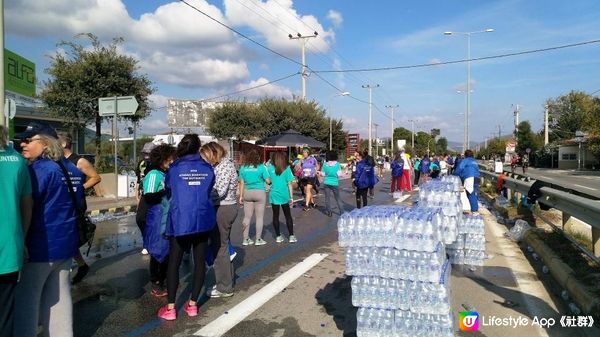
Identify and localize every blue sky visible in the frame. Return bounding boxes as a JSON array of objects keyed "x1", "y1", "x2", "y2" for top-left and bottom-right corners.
[{"x1": 6, "y1": 0, "x2": 600, "y2": 144}]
